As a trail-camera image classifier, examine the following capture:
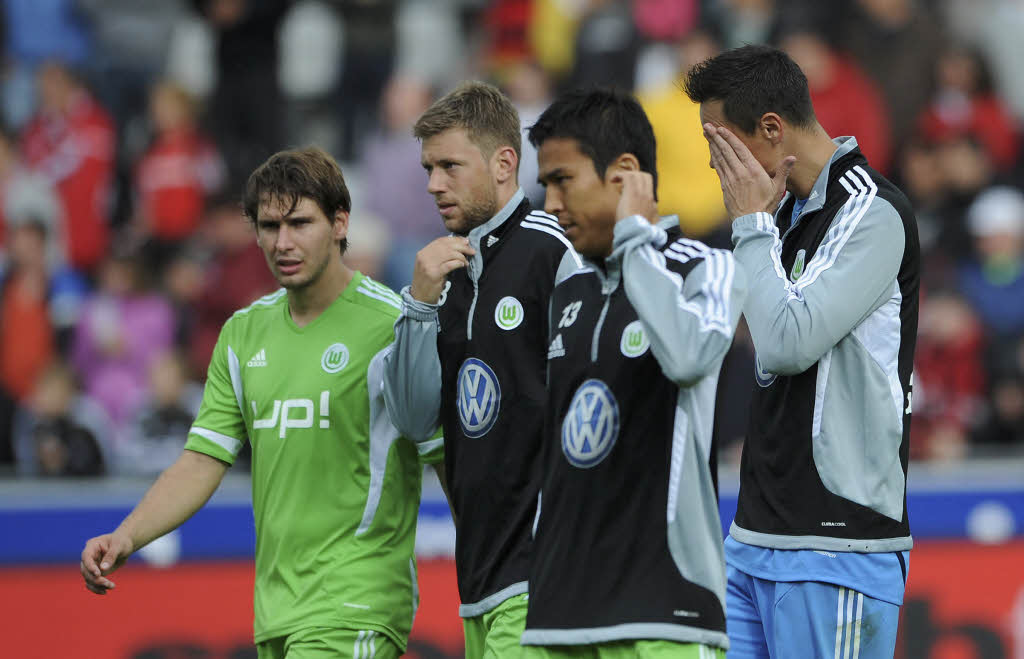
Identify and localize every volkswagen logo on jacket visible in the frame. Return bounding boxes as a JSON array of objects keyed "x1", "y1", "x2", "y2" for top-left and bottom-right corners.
[
  {"x1": 457, "y1": 358, "x2": 501, "y2": 438},
  {"x1": 561, "y1": 379, "x2": 620, "y2": 468}
]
